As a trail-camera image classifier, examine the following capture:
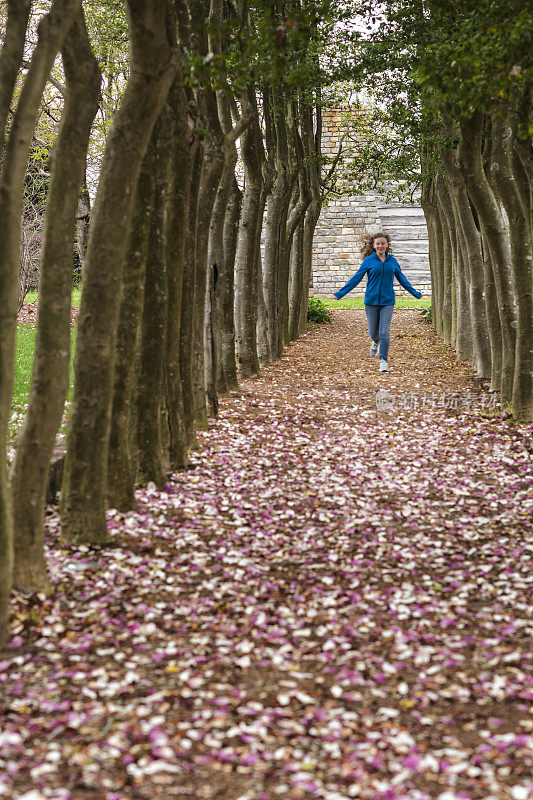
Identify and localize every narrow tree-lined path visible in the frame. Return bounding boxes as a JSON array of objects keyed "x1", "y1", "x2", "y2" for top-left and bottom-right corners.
[{"x1": 2, "y1": 310, "x2": 532, "y2": 800}]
